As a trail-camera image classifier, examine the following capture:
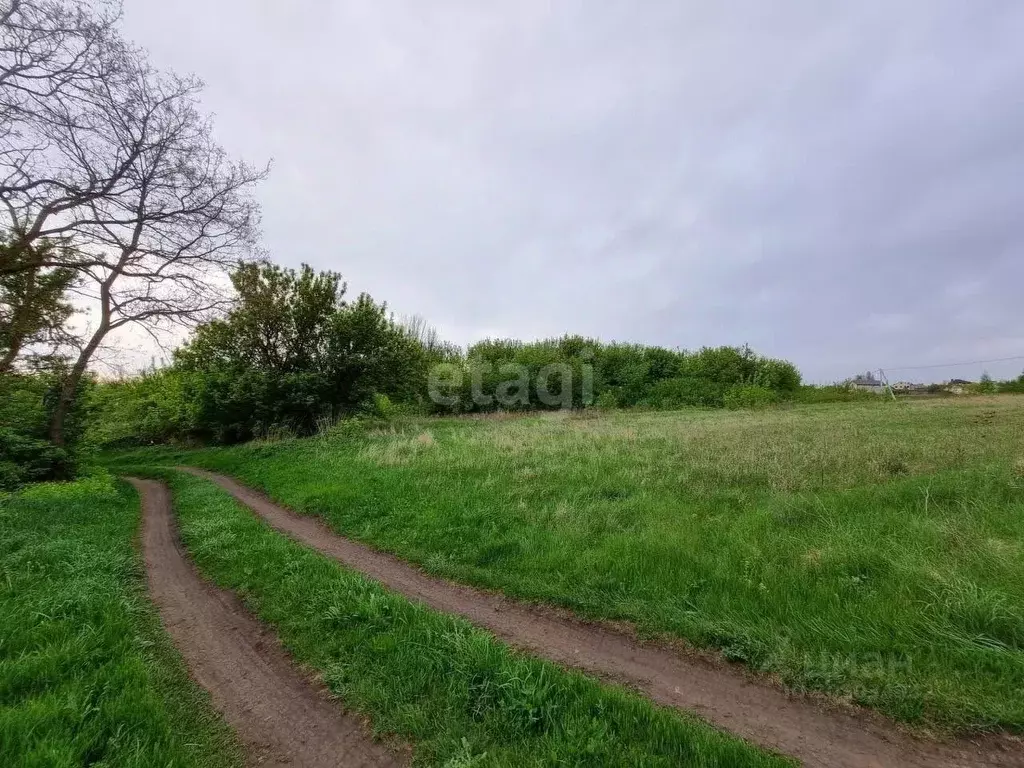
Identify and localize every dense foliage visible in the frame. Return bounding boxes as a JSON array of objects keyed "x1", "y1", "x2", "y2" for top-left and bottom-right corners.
[
  {"x1": 0, "y1": 371, "x2": 91, "y2": 489},
  {"x1": 108, "y1": 262, "x2": 429, "y2": 444},
  {"x1": 995, "y1": 373, "x2": 1024, "y2": 394},
  {"x1": 427, "y1": 337, "x2": 802, "y2": 413},
  {"x1": 79, "y1": 262, "x2": 807, "y2": 449},
  {"x1": 0, "y1": 239, "x2": 77, "y2": 373}
]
